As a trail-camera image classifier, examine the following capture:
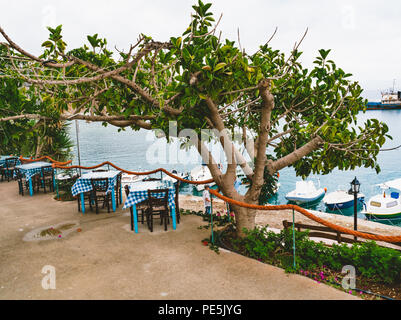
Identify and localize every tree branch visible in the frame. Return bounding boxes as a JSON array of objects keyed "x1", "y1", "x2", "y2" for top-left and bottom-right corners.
[
  {"x1": 270, "y1": 135, "x2": 324, "y2": 173},
  {"x1": 0, "y1": 26, "x2": 75, "y2": 68},
  {"x1": 0, "y1": 114, "x2": 50, "y2": 122},
  {"x1": 246, "y1": 79, "x2": 275, "y2": 202}
]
